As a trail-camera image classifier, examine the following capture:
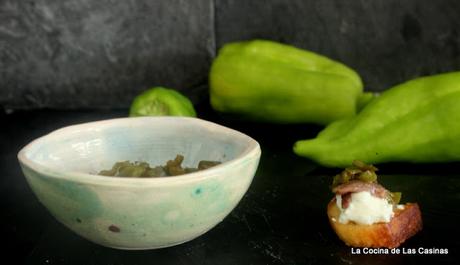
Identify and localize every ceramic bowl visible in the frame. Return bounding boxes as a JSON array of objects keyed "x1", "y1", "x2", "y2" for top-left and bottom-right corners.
[{"x1": 18, "y1": 117, "x2": 260, "y2": 250}]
